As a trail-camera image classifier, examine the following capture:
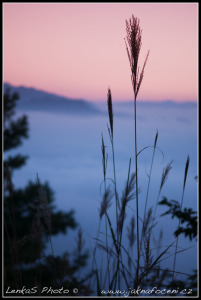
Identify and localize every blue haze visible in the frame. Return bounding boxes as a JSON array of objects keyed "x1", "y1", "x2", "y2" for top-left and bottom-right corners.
[{"x1": 4, "y1": 84, "x2": 198, "y2": 284}]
